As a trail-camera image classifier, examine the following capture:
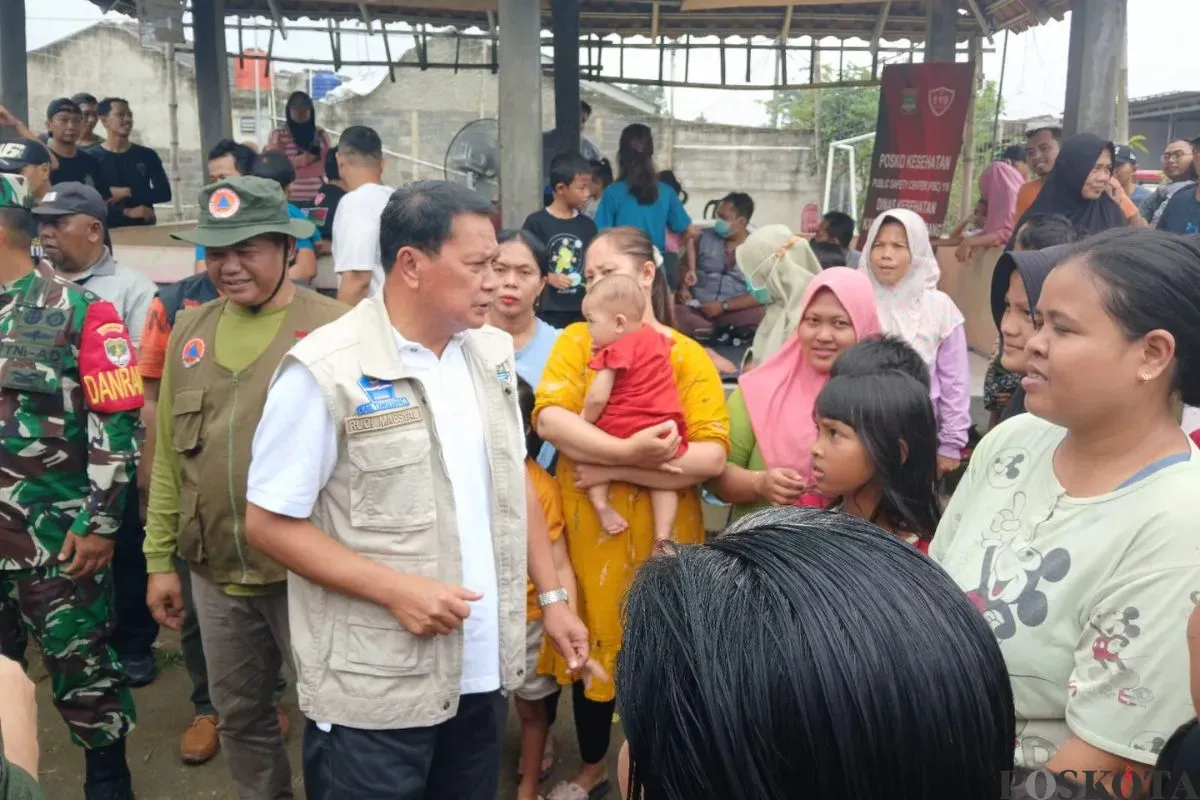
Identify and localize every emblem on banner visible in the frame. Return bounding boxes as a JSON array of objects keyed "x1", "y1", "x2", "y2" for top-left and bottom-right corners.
[
  {"x1": 928, "y1": 87, "x2": 956, "y2": 118},
  {"x1": 900, "y1": 88, "x2": 918, "y2": 115}
]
